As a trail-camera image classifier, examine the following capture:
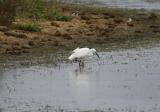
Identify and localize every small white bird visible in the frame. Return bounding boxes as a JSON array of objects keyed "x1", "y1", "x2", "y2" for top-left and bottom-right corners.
[
  {"x1": 68, "y1": 47, "x2": 100, "y2": 67},
  {"x1": 127, "y1": 17, "x2": 132, "y2": 23},
  {"x1": 71, "y1": 11, "x2": 79, "y2": 17}
]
